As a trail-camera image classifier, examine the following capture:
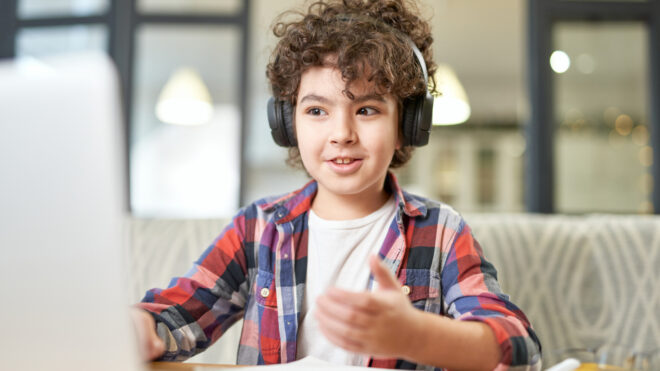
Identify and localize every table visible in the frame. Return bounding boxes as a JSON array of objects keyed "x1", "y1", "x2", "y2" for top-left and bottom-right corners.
[{"x1": 149, "y1": 362, "x2": 242, "y2": 371}]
